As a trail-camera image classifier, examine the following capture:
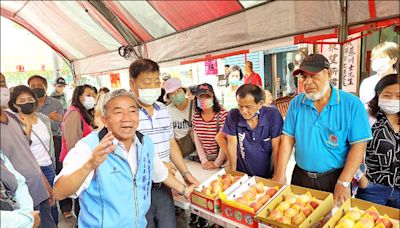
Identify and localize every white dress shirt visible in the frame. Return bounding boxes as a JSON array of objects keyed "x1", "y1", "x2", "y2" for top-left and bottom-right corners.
[{"x1": 55, "y1": 136, "x2": 168, "y2": 198}]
